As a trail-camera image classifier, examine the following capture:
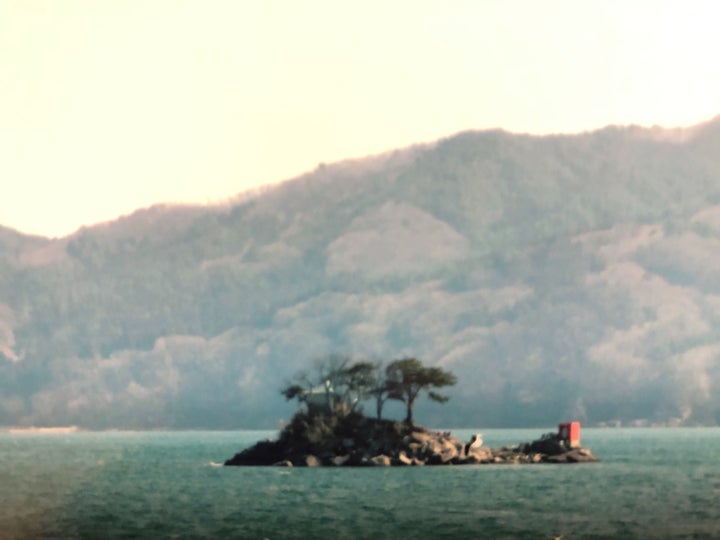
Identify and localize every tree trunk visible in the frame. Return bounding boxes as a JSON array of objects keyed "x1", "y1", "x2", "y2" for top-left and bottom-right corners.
[{"x1": 405, "y1": 398, "x2": 415, "y2": 426}]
